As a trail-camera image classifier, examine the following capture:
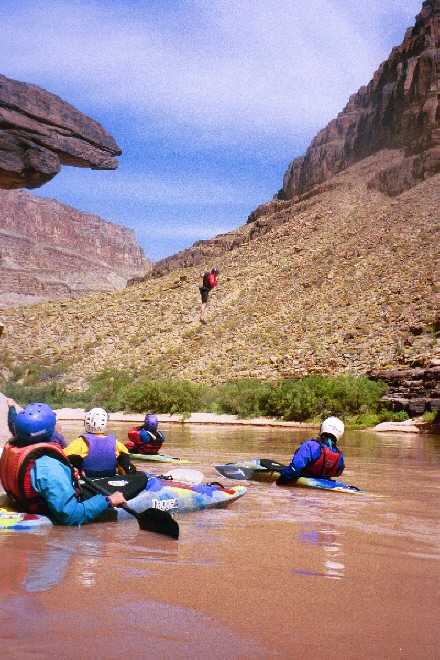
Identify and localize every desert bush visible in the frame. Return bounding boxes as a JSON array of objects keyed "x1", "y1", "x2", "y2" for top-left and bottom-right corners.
[
  {"x1": 123, "y1": 378, "x2": 205, "y2": 415},
  {"x1": 214, "y1": 379, "x2": 274, "y2": 418},
  {"x1": 85, "y1": 369, "x2": 134, "y2": 411},
  {"x1": 266, "y1": 374, "x2": 388, "y2": 421}
]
